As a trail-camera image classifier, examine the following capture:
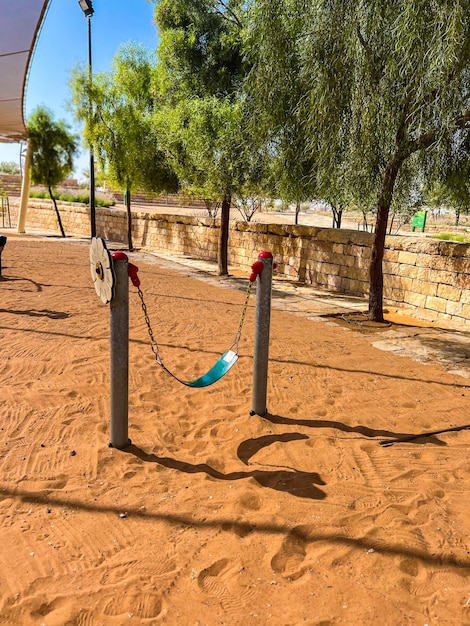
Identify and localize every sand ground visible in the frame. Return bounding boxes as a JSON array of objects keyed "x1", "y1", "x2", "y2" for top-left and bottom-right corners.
[{"x1": 1, "y1": 232, "x2": 469, "y2": 626}]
